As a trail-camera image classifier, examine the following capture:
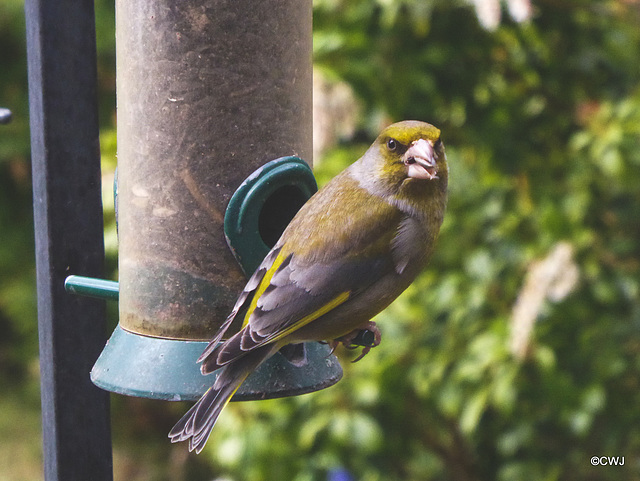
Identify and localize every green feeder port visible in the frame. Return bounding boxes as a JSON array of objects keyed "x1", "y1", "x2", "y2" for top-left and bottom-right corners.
[{"x1": 224, "y1": 156, "x2": 318, "y2": 276}]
